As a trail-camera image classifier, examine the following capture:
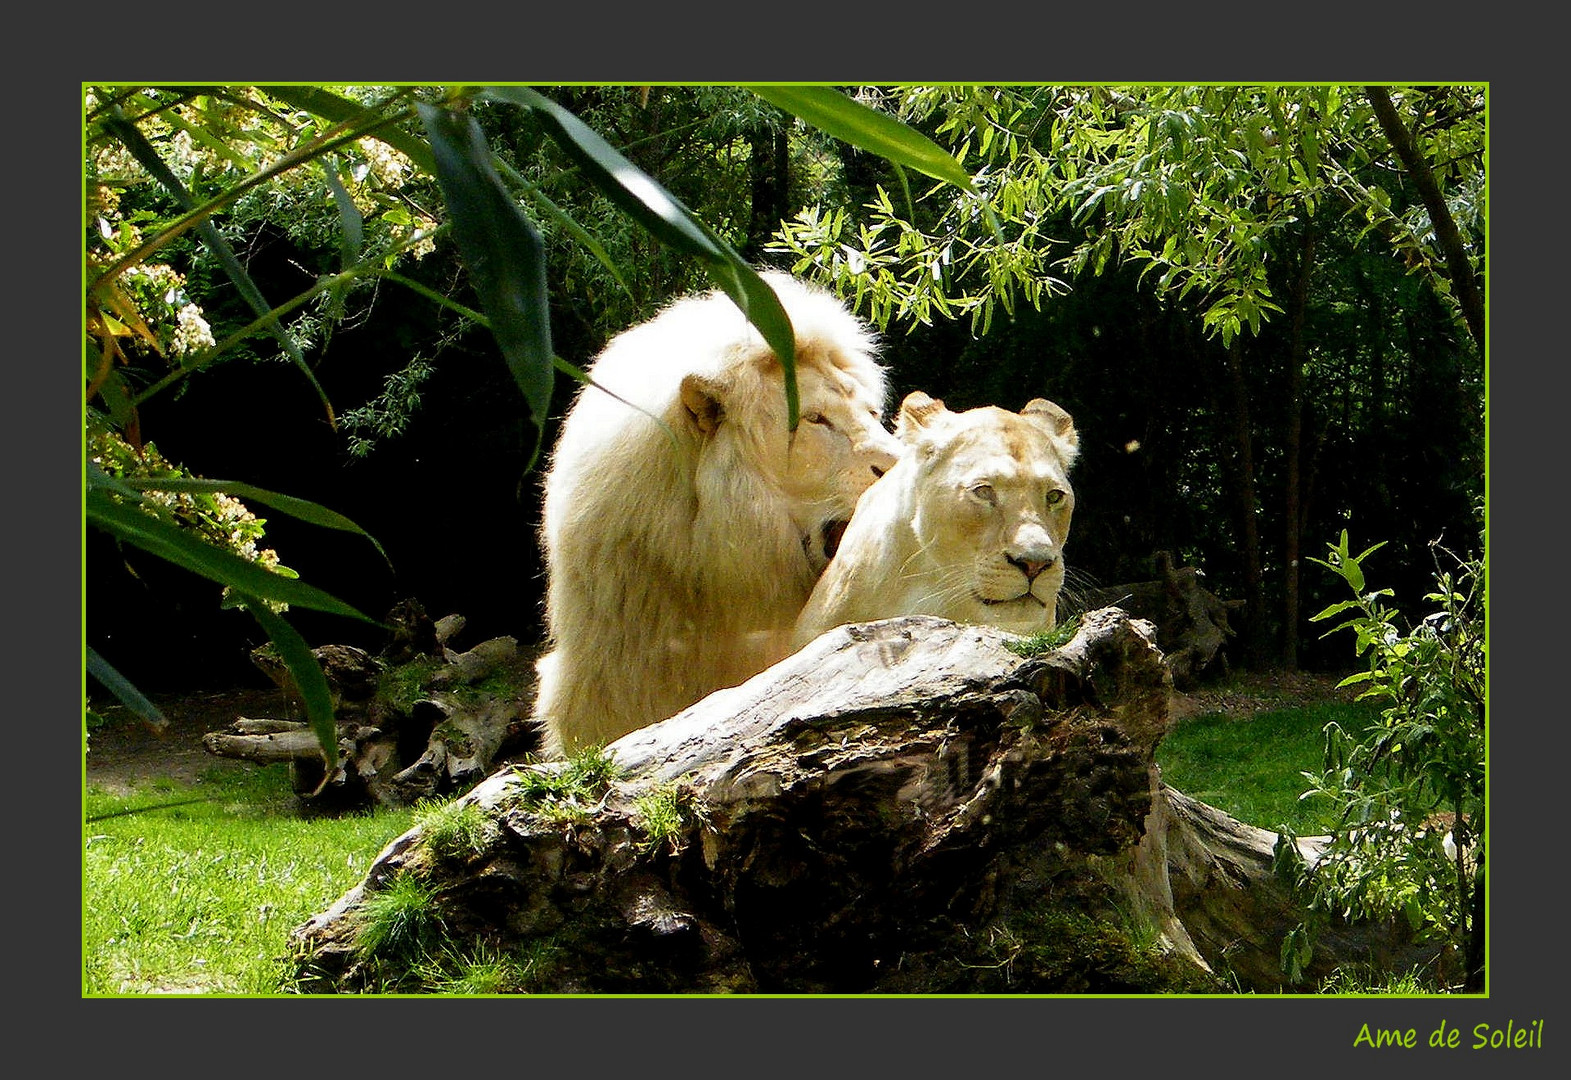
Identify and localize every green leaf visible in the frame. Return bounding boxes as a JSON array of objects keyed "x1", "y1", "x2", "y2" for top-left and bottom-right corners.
[
  {"x1": 478, "y1": 87, "x2": 800, "y2": 426},
  {"x1": 319, "y1": 155, "x2": 365, "y2": 272},
  {"x1": 494, "y1": 156, "x2": 633, "y2": 300},
  {"x1": 317, "y1": 156, "x2": 361, "y2": 323},
  {"x1": 259, "y1": 85, "x2": 435, "y2": 175},
  {"x1": 86, "y1": 648, "x2": 168, "y2": 731},
  {"x1": 86, "y1": 488, "x2": 376, "y2": 623},
  {"x1": 744, "y1": 85, "x2": 974, "y2": 191},
  {"x1": 418, "y1": 103, "x2": 554, "y2": 468},
  {"x1": 122, "y1": 476, "x2": 390, "y2": 568},
  {"x1": 1309, "y1": 599, "x2": 1362, "y2": 622},
  {"x1": 1344, "y1": 556, "x2": 1367, "y2": 593},
  {"x1": 233, "y1": 595, "x2": 338, "y2": 773}
]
